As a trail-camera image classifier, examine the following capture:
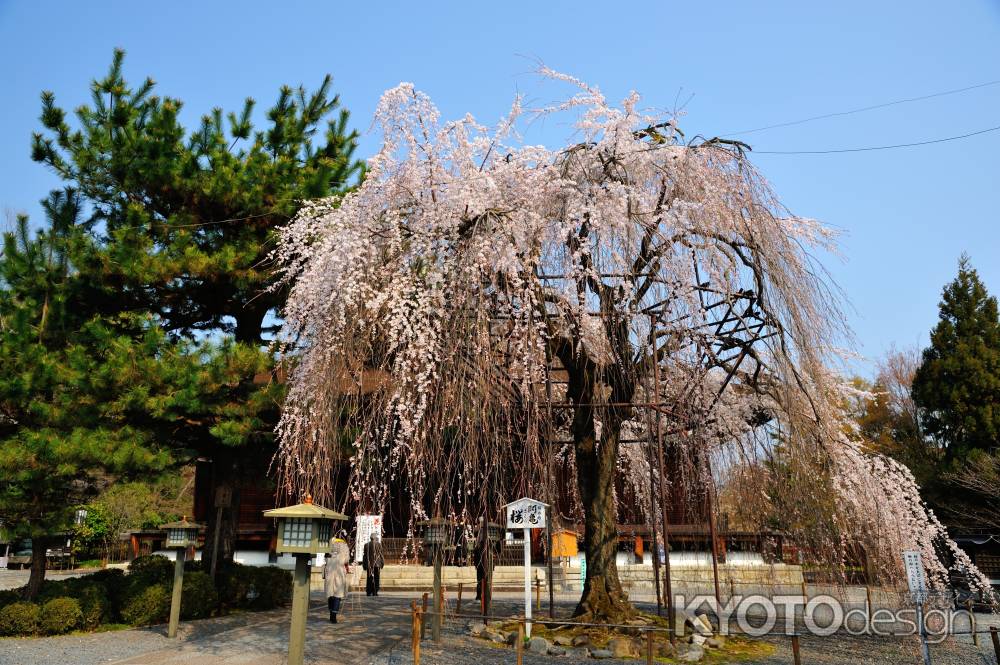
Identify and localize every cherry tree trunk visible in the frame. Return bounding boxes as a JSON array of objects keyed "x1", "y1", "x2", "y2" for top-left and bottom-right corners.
[{"x1": 573, "y1": 430, "x2": 632, "y2": 621}]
